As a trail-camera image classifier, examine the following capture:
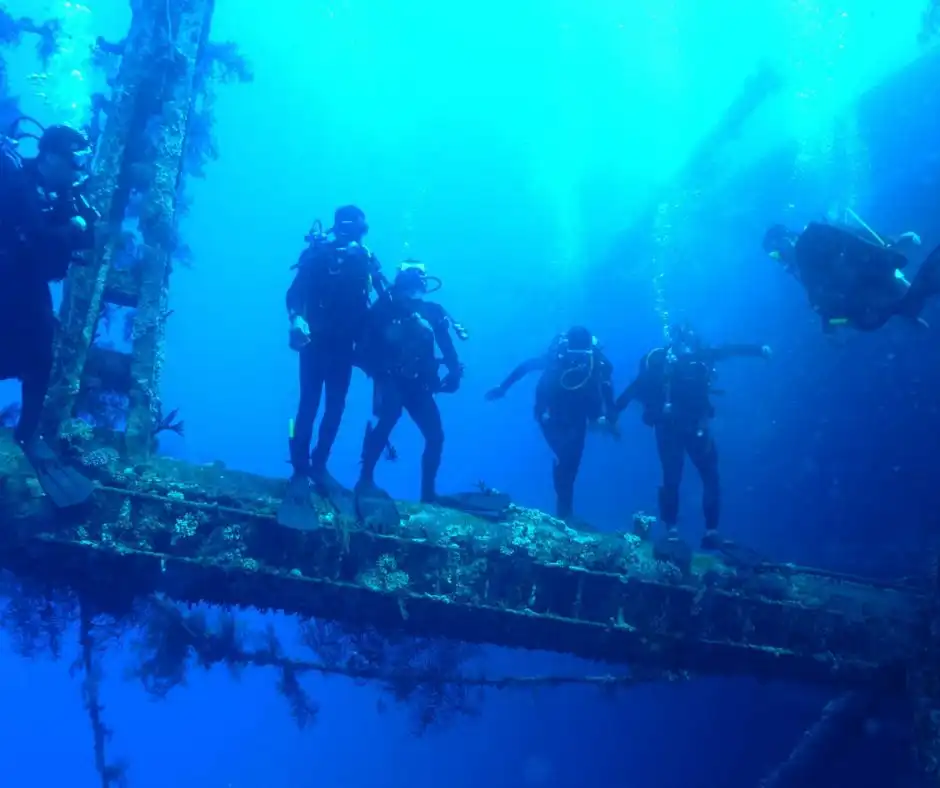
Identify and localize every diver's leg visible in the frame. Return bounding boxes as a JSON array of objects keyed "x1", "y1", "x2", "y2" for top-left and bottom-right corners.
[
  {"x1": 539, "y1": 419, "x2": 585, "y2": 520},
  {"x1": 655, "y1": 424, "x2": 685, "y2": 537},
  {"x1": 291, "y1": 344, "x2": 325, "y2": 474},
  {"x1": 310, "y1": 346, "x2": 354, "y2": 476},
  {"x1": 404, "y1": 389, "x2": 444, "y2": 503},
  {"x1": 14, "y1": 307, "x2": 55, "y2": 445},
  {"x1": 15, "y1": 347, "x2": 52, "y2": 445},
  {"x1": 359, "y1": 379, "x2": 403, "y2": 486},
  {"x1": 687, "y1": 429, "x2": 721, "y2": 547}
]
